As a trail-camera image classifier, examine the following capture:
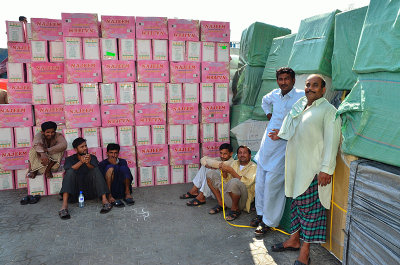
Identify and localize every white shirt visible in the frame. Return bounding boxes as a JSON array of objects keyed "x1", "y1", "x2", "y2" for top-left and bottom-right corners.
[{"x1": 254, "y1": 87, "x2": 305, "y2": 172}]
